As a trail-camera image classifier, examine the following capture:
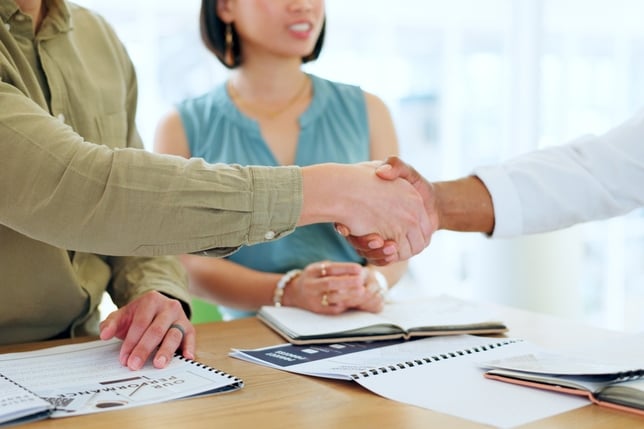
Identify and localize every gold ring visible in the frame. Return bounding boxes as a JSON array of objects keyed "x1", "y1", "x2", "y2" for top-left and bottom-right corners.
[
  {"x1": 320, "y1": 263, "x2": 327, "y2": 277},
  {"x1": 321, "y1": 293, "x2": 329, "y2": 306}
]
